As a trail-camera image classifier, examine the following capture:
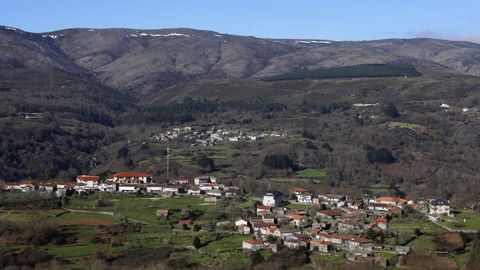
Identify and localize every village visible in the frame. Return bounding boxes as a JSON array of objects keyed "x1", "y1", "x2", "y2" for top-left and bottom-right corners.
[
  {"x1": 150, "y1": 125, "x2": 287, "y2": 146},
  {"x1": 2, "y1": 171, "x2": 459, "y2": 266}
]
